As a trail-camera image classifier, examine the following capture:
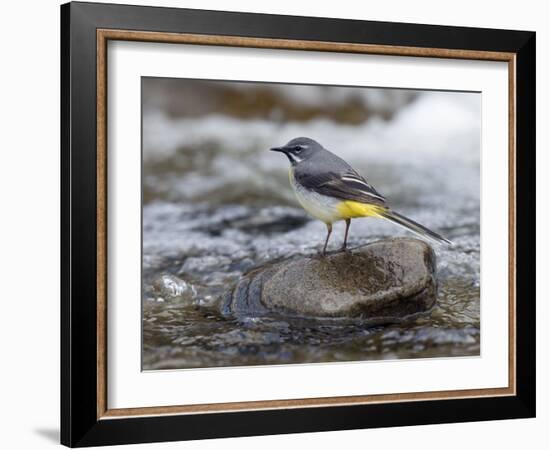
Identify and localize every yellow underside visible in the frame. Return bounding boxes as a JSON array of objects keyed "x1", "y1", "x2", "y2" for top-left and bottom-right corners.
[
  {"x1": 289, "y1": 168, "x2": 386, "y2": 223},
  {"x1": 336, "y1": 201, "x2": 386, "y2": 219}
]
